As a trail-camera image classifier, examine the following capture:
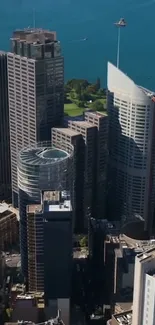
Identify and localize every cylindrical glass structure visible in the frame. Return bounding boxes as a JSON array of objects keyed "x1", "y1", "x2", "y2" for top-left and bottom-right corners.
[{"x1": 18, "y1": 141, "x2": 74, "y2": 277}]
